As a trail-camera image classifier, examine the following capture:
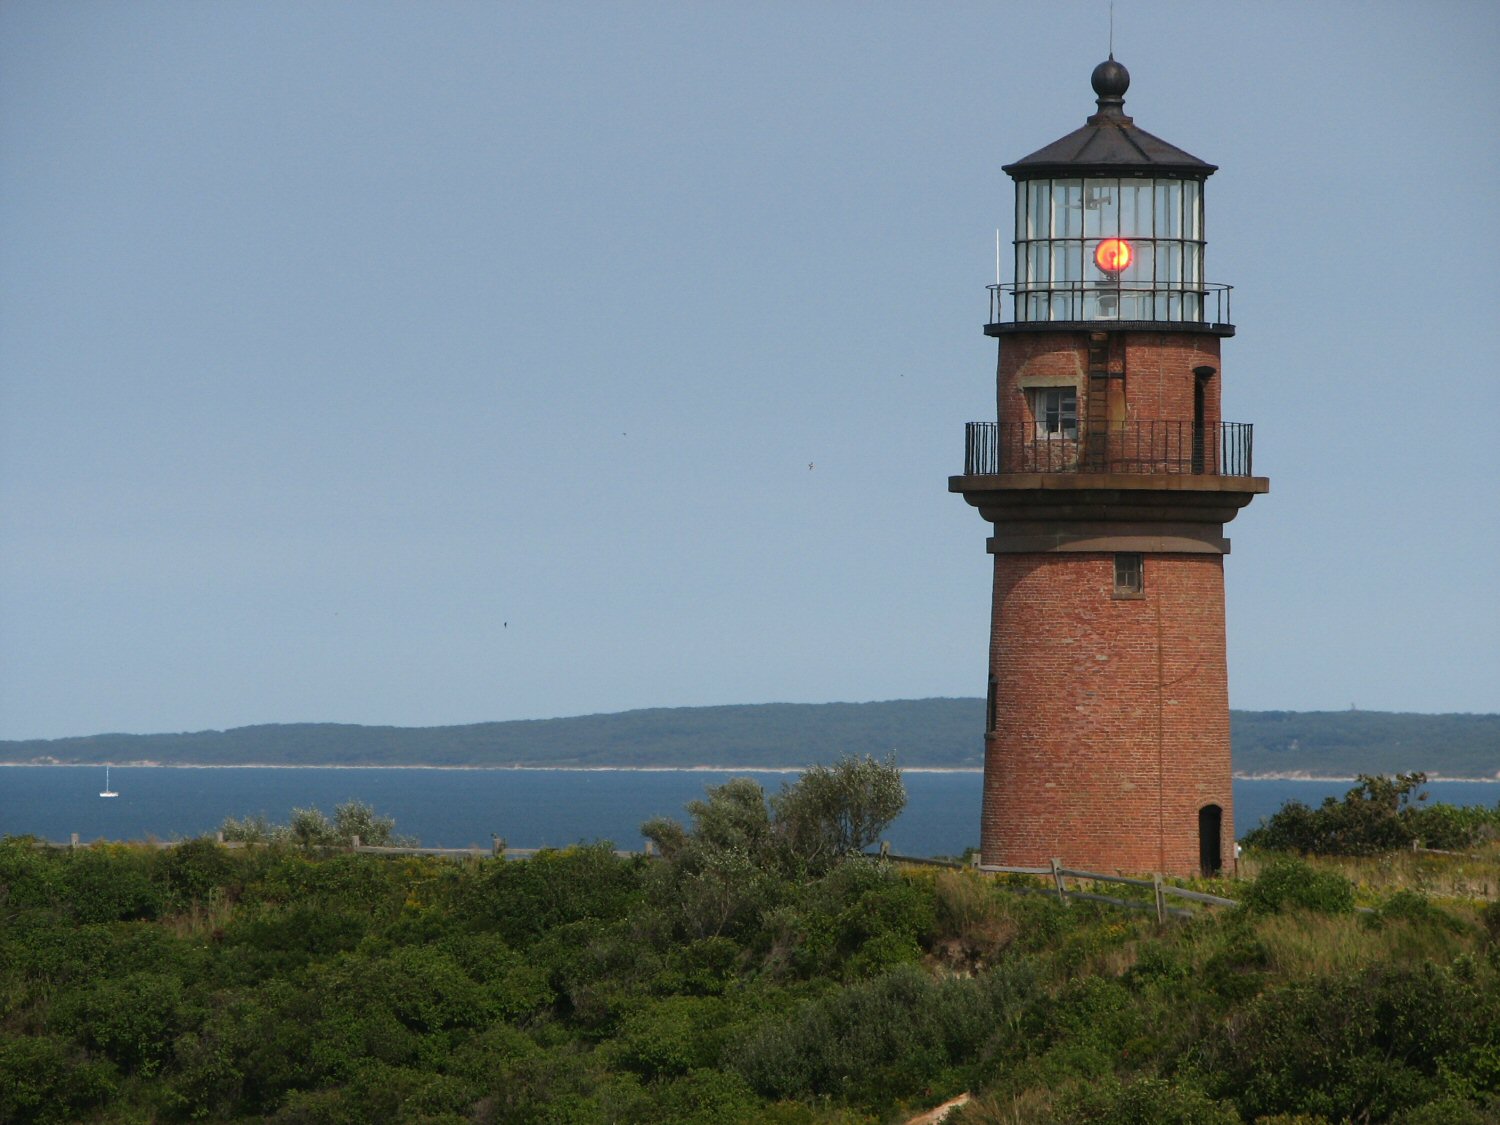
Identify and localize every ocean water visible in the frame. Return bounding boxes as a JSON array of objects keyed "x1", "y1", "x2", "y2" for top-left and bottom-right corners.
[{"x1": 2, "y1": 767, "x2": 1496, "y2": 855}]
